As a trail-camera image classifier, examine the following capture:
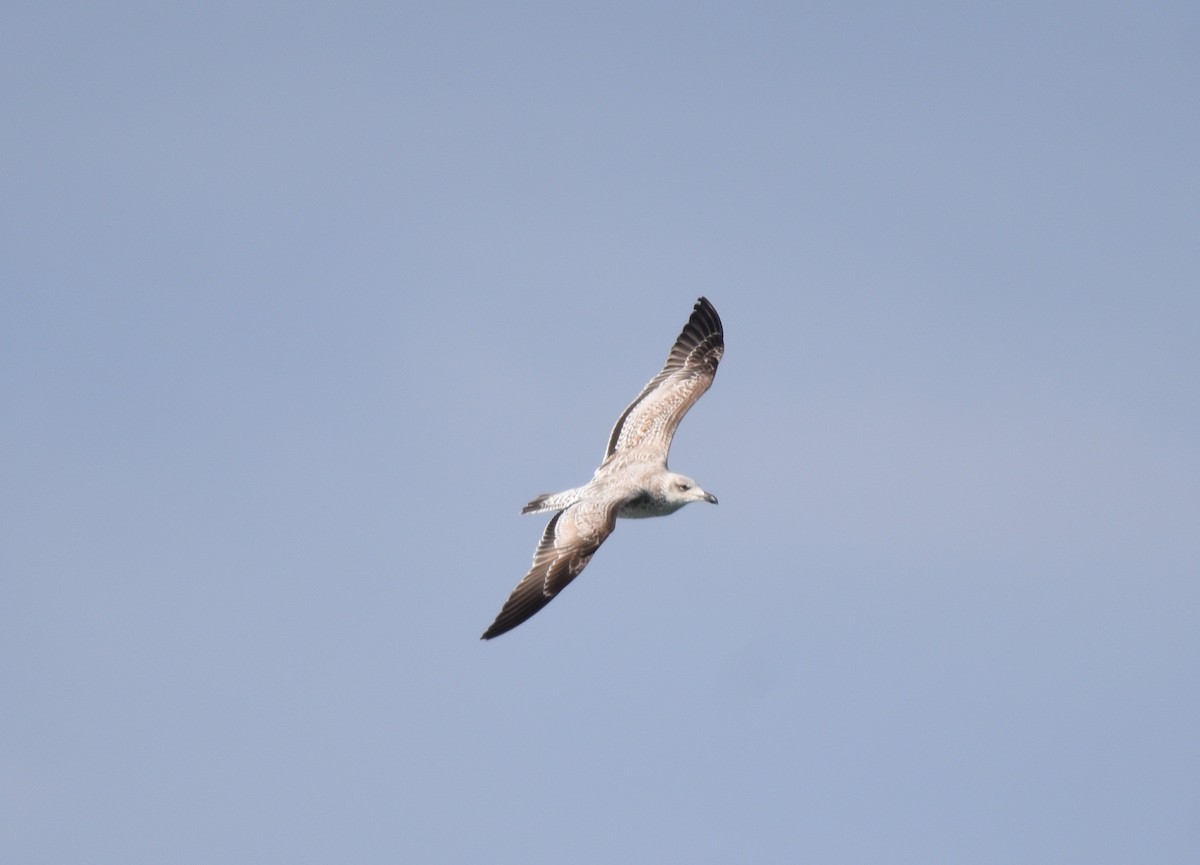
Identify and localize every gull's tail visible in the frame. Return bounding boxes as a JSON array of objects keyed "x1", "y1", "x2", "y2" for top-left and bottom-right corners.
[{"x1": 521, "y1": 487, "x2": 582, "y2": 514}]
